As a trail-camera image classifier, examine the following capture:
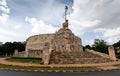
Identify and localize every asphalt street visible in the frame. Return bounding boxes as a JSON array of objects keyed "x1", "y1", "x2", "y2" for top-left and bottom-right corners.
[{"x1": 0, "y1": 69, "x2": 120, "y2": 76}]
